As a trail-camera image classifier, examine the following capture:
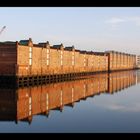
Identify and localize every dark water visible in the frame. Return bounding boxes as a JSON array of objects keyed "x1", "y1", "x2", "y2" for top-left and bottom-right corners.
[{"x1": 0, "y1": 70, "x2": 140, "y2": 133}]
